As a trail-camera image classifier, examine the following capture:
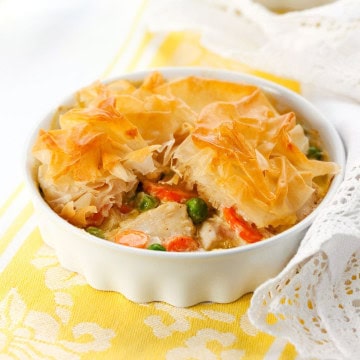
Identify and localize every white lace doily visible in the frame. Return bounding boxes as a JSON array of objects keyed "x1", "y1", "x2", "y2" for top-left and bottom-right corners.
[
  {"x1": 249, "y1": 163, "x2": 360, "y2": 360},
  {"x1": 146, "y1": 1, "x2": 360, "y2": 358}
]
